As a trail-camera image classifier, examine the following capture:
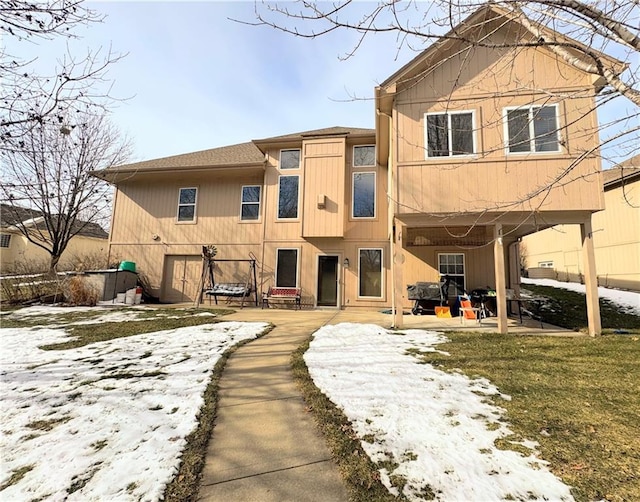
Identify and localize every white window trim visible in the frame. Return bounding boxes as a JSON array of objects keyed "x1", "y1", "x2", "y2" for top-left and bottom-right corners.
[
  {"x1": 424, "y1": 110, "x2": 476, "y2": 159},
  {"x1": 539, "y1": 261, "x2": 554, "y2": 268},
  {"x1": 503, "y1": 104, "x2": 561, "y2": 155},
  {"x1": 358, "y1": 247, "x2": 384, "y2": 299},
  {"x1": 279, "y1": 148, "x2": 301, "y2": 170},
  {"x1": 275, "y1": 248, "x2": 300, "y2": 288},
  {"x1": 438, "y1": 252, "x2": 466, "y2": 293},
  {"x1": 351, "y1": 171, "x2": 376, "y2": 219},
  {"x1": 239, "y1": 185, "x2": 262, "y2": 222},
  {"x1": 277, "y1": 174, "x2": 300, "y2": 220},
  {"x1": 176, "y1": 187, "x2": 198, "y2": 223},
  {"x1": 353, "y1": 144, "x2": 376, "y2": 167}
]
